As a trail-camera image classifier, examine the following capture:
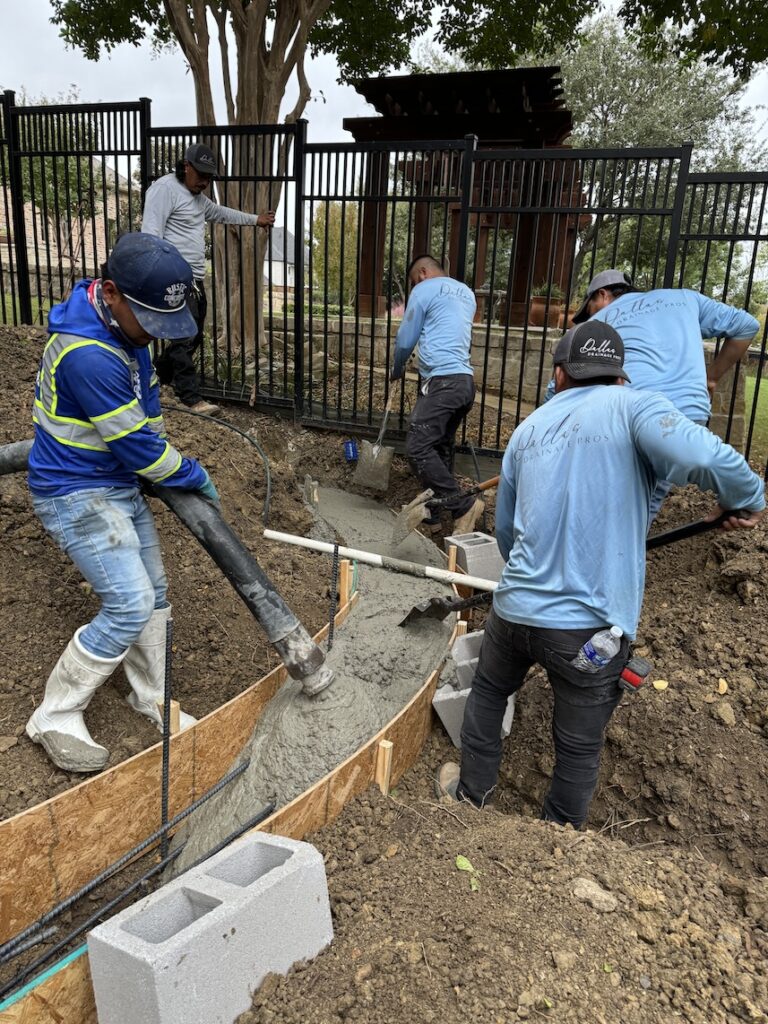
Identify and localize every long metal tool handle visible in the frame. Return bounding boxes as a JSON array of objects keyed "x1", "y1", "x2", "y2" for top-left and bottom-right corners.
[
  {"x1": 373, "y1": 393, "x2": 394, "y2": 452},
  {"x1": 426, "y1": 475, "x2": 500, "y2": 510},
  {"x1": 646, "y1": 510, "x2": 743, "y2": 549},
  {"x1": 263, "y1": 529, "x2": 499, "y2": 592}
]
